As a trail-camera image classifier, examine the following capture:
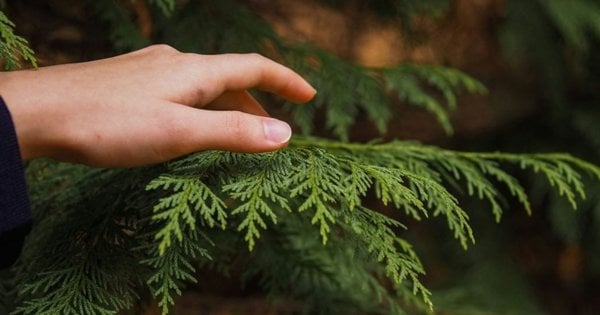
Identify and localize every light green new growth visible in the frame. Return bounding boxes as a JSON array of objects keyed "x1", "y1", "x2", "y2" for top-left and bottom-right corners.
[
  {"x1": 288, "y1": 149, "x2": 345, "y2": 244},
  {"x1": 147, "y1": 175, "x2": 226, "y2": 254},
  {"x1": 0, "y1": 10, "x2": 36, "y2": 69},
  {"x1": 223, "y1": 151, "x2": 293, "y2": 250}
]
